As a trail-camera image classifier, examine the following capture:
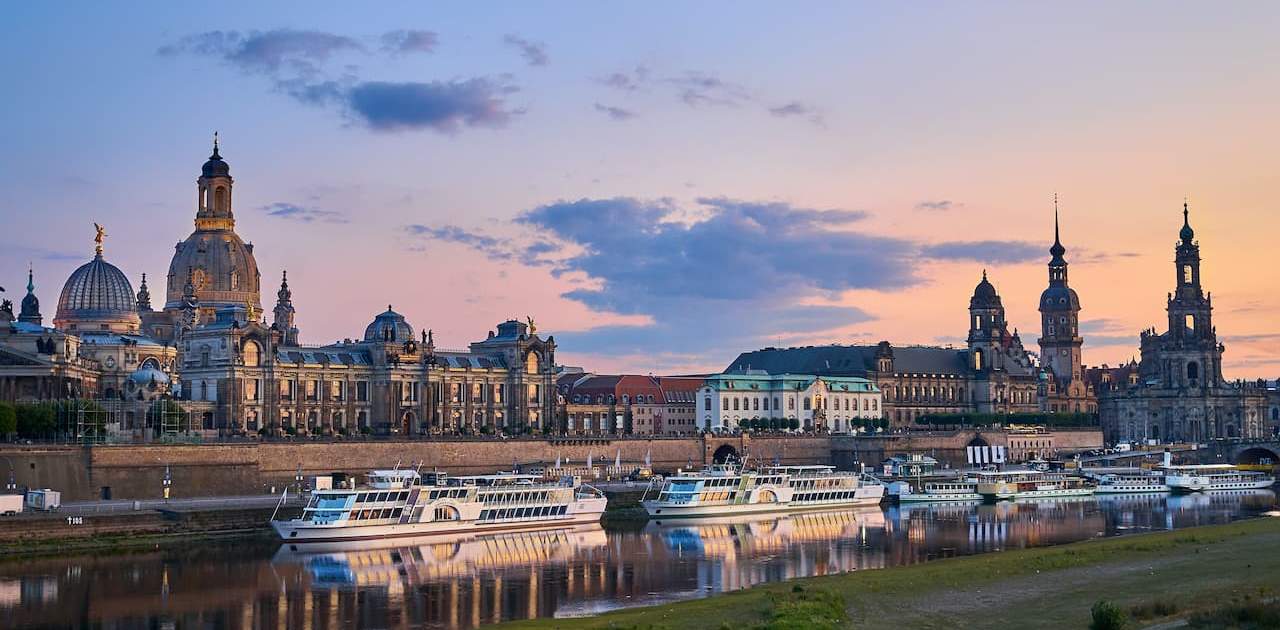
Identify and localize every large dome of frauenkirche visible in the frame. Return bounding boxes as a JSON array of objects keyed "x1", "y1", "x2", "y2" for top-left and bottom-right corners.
[{"x1": 163, "y1": 141, "x2": 262, "y2": 313}]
